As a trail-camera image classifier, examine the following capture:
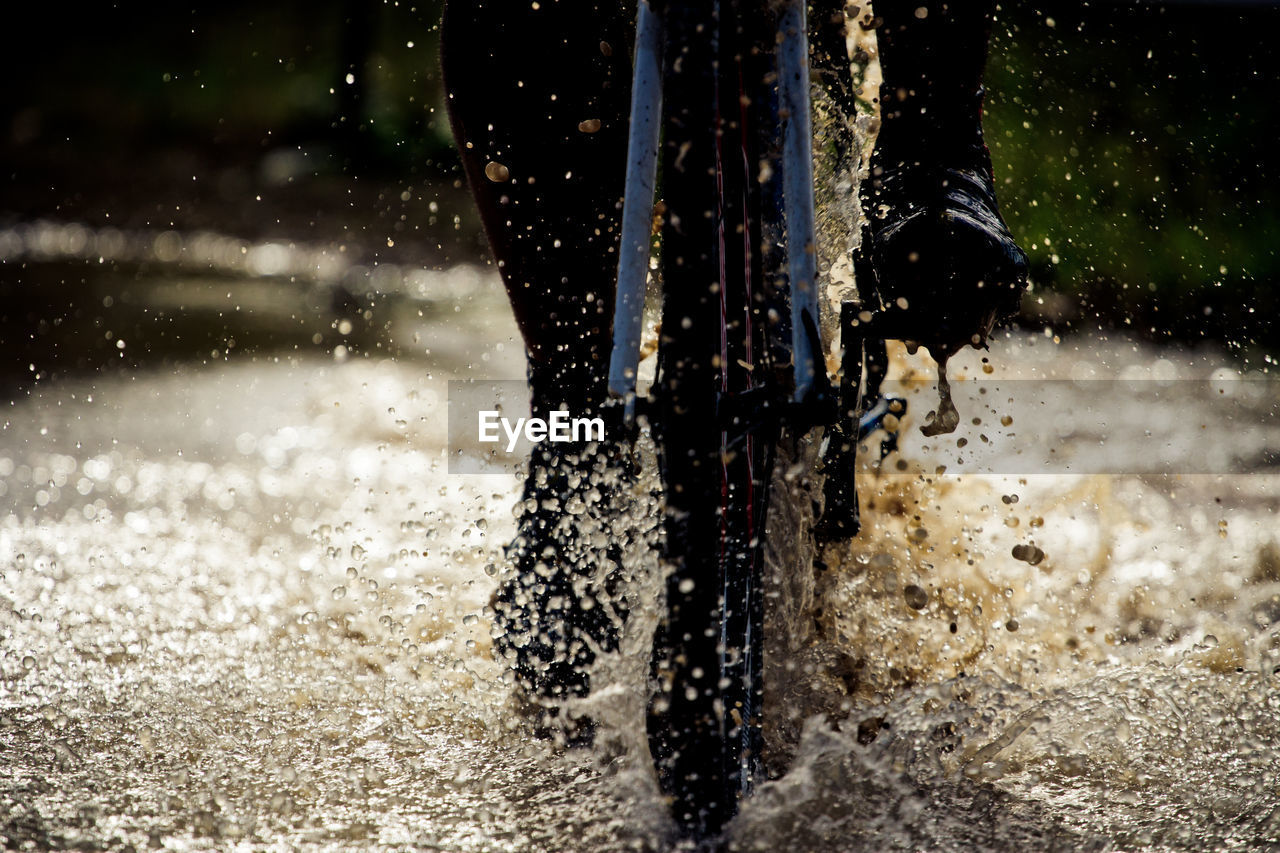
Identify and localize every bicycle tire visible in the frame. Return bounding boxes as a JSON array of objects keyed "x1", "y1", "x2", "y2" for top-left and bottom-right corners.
[{"x1": 647, "y1": 0, "x2": 783, "y2": 837}]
